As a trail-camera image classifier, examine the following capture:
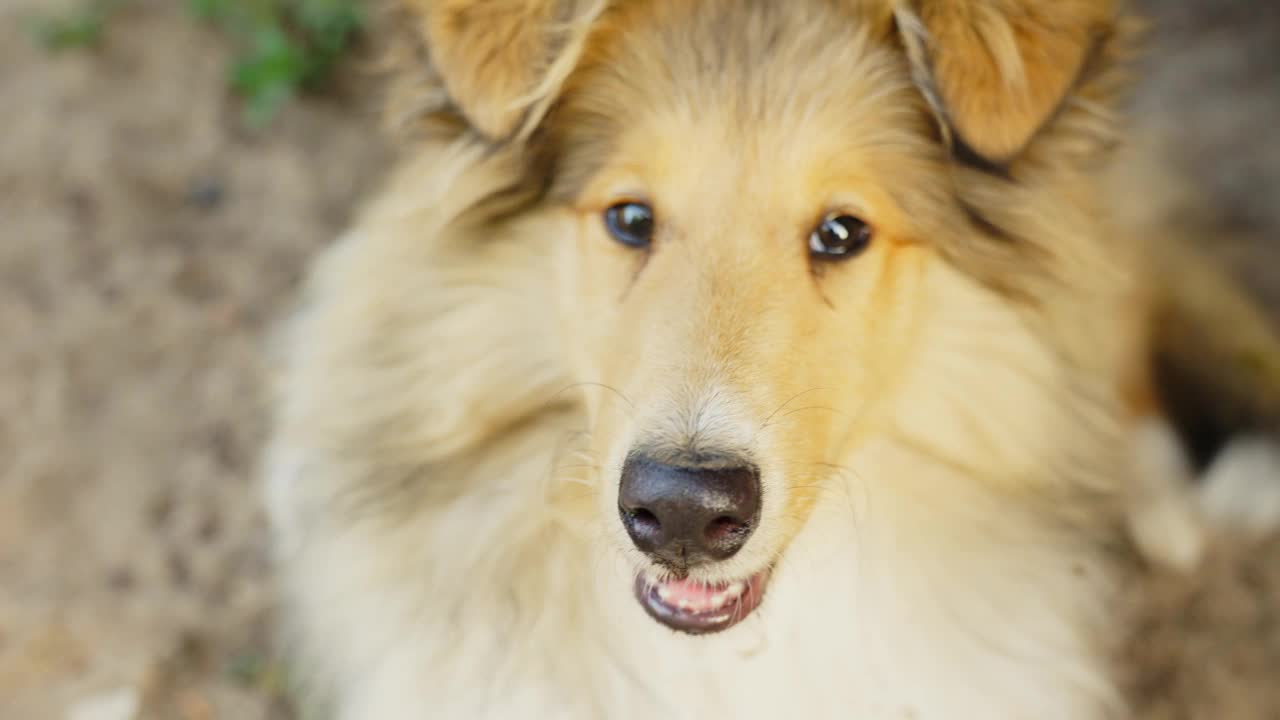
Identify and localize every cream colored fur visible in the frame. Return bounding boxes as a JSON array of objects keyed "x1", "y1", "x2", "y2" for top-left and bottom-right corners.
[
  {"x1": 263, "y1": 2, "x2": 1164, "y2": 718},
  {"x1": 265, "y1": 153, "x2": 1130, "y2": 719}
]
